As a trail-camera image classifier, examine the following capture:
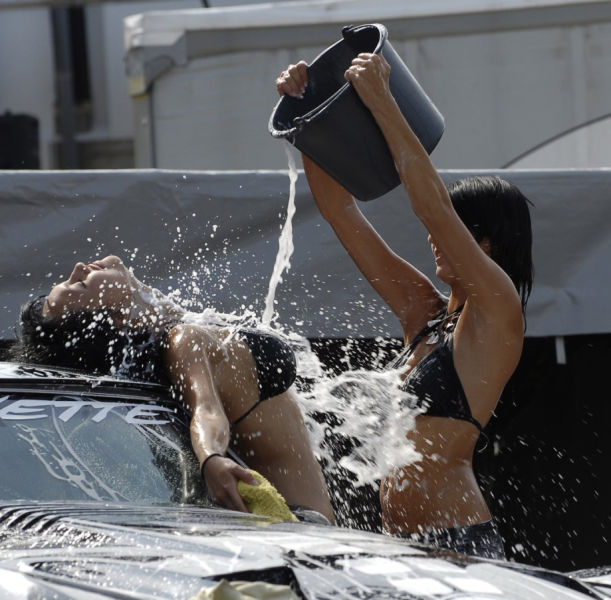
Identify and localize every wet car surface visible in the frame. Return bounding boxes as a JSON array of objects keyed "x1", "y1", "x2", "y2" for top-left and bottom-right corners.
[{"x1": 0, "y1": 361, "x2": 609, "y2": 599}]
